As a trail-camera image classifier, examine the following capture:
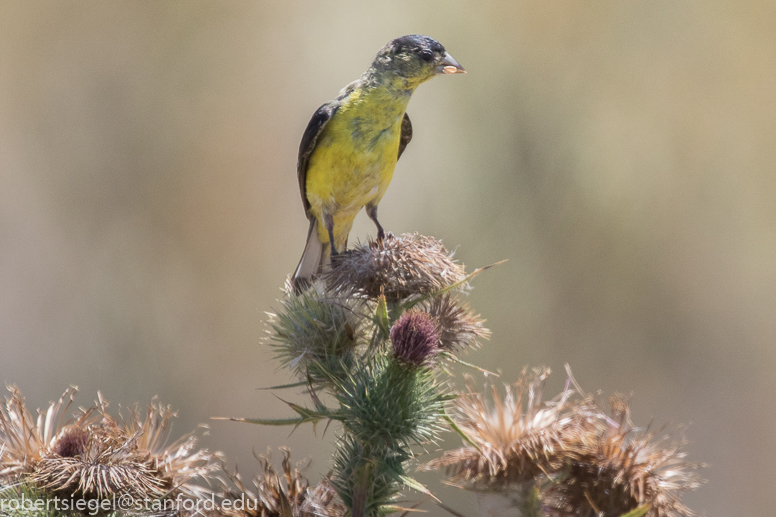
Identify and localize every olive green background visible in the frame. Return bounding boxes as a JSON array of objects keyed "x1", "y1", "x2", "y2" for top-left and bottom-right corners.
[{"x1": 2, "y1": 2, "x2": 774, "y2": 515}]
